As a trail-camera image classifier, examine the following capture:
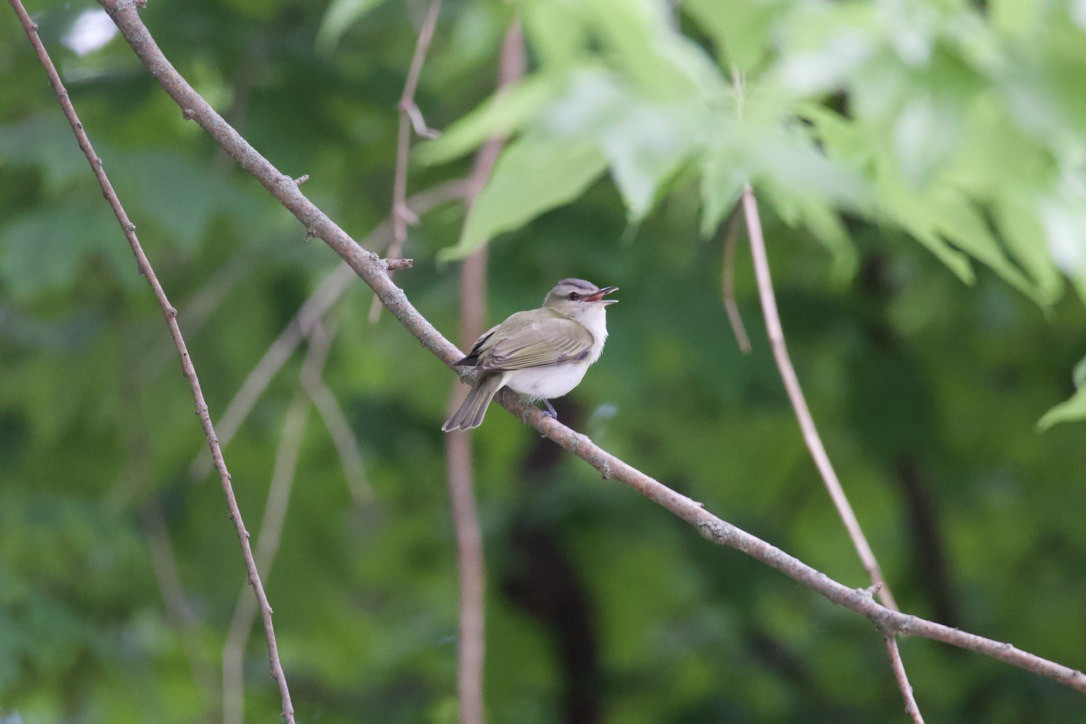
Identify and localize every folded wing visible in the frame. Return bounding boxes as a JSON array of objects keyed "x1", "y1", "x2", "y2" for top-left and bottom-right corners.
[{"x1": 474, "y1": 310, "x2": 593, "y2": 371}]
